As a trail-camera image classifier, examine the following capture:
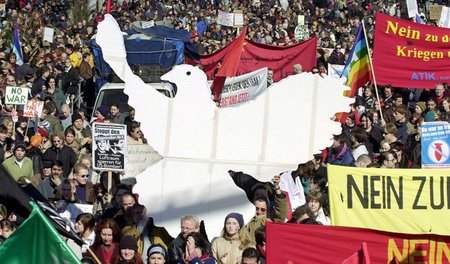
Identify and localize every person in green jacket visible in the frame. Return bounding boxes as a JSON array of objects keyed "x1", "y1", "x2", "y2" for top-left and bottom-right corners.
[{"x1": 2, "y1": 143, "x2": 34, "y2": 182}]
